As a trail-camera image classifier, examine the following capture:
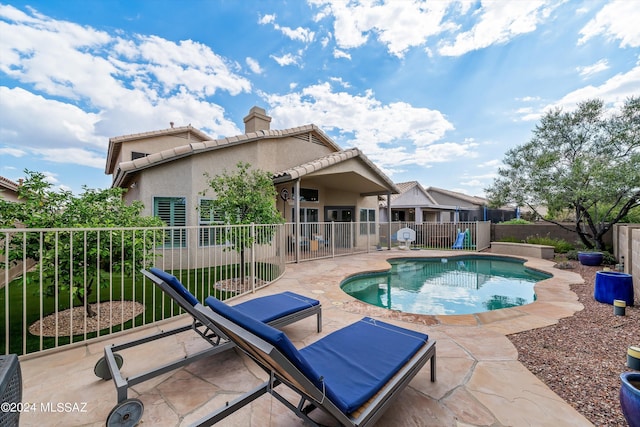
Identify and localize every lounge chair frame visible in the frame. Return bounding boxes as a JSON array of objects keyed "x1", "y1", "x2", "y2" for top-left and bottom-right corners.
[
  {"x1": 97, "y1": 269, "x2": 322, "y2": 408},
  {"x1": 191, "y1": 305, "x2": 436, "y2": 427}
]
